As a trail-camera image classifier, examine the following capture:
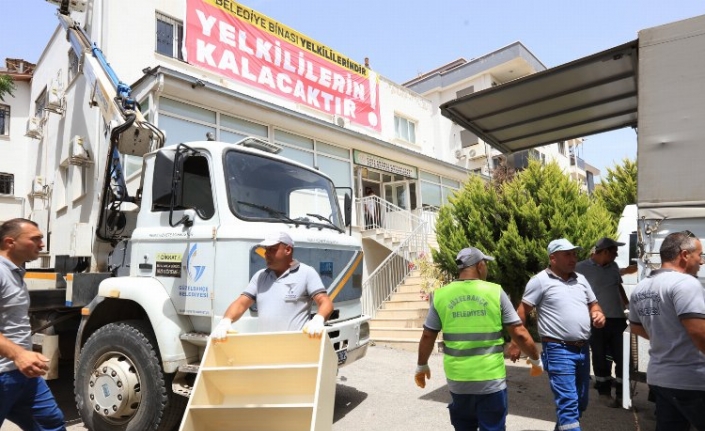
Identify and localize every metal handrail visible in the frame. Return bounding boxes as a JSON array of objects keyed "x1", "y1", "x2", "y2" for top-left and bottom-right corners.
[
  {"x1": 361, "y1": 219, "x2": 429, "y2": 318},
  {"x1": 356, "y1": 195, "x2": 426, "y2": 234},
  {"x1": 416, "y1": 206, "x2": 440, "y2": 234}
]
